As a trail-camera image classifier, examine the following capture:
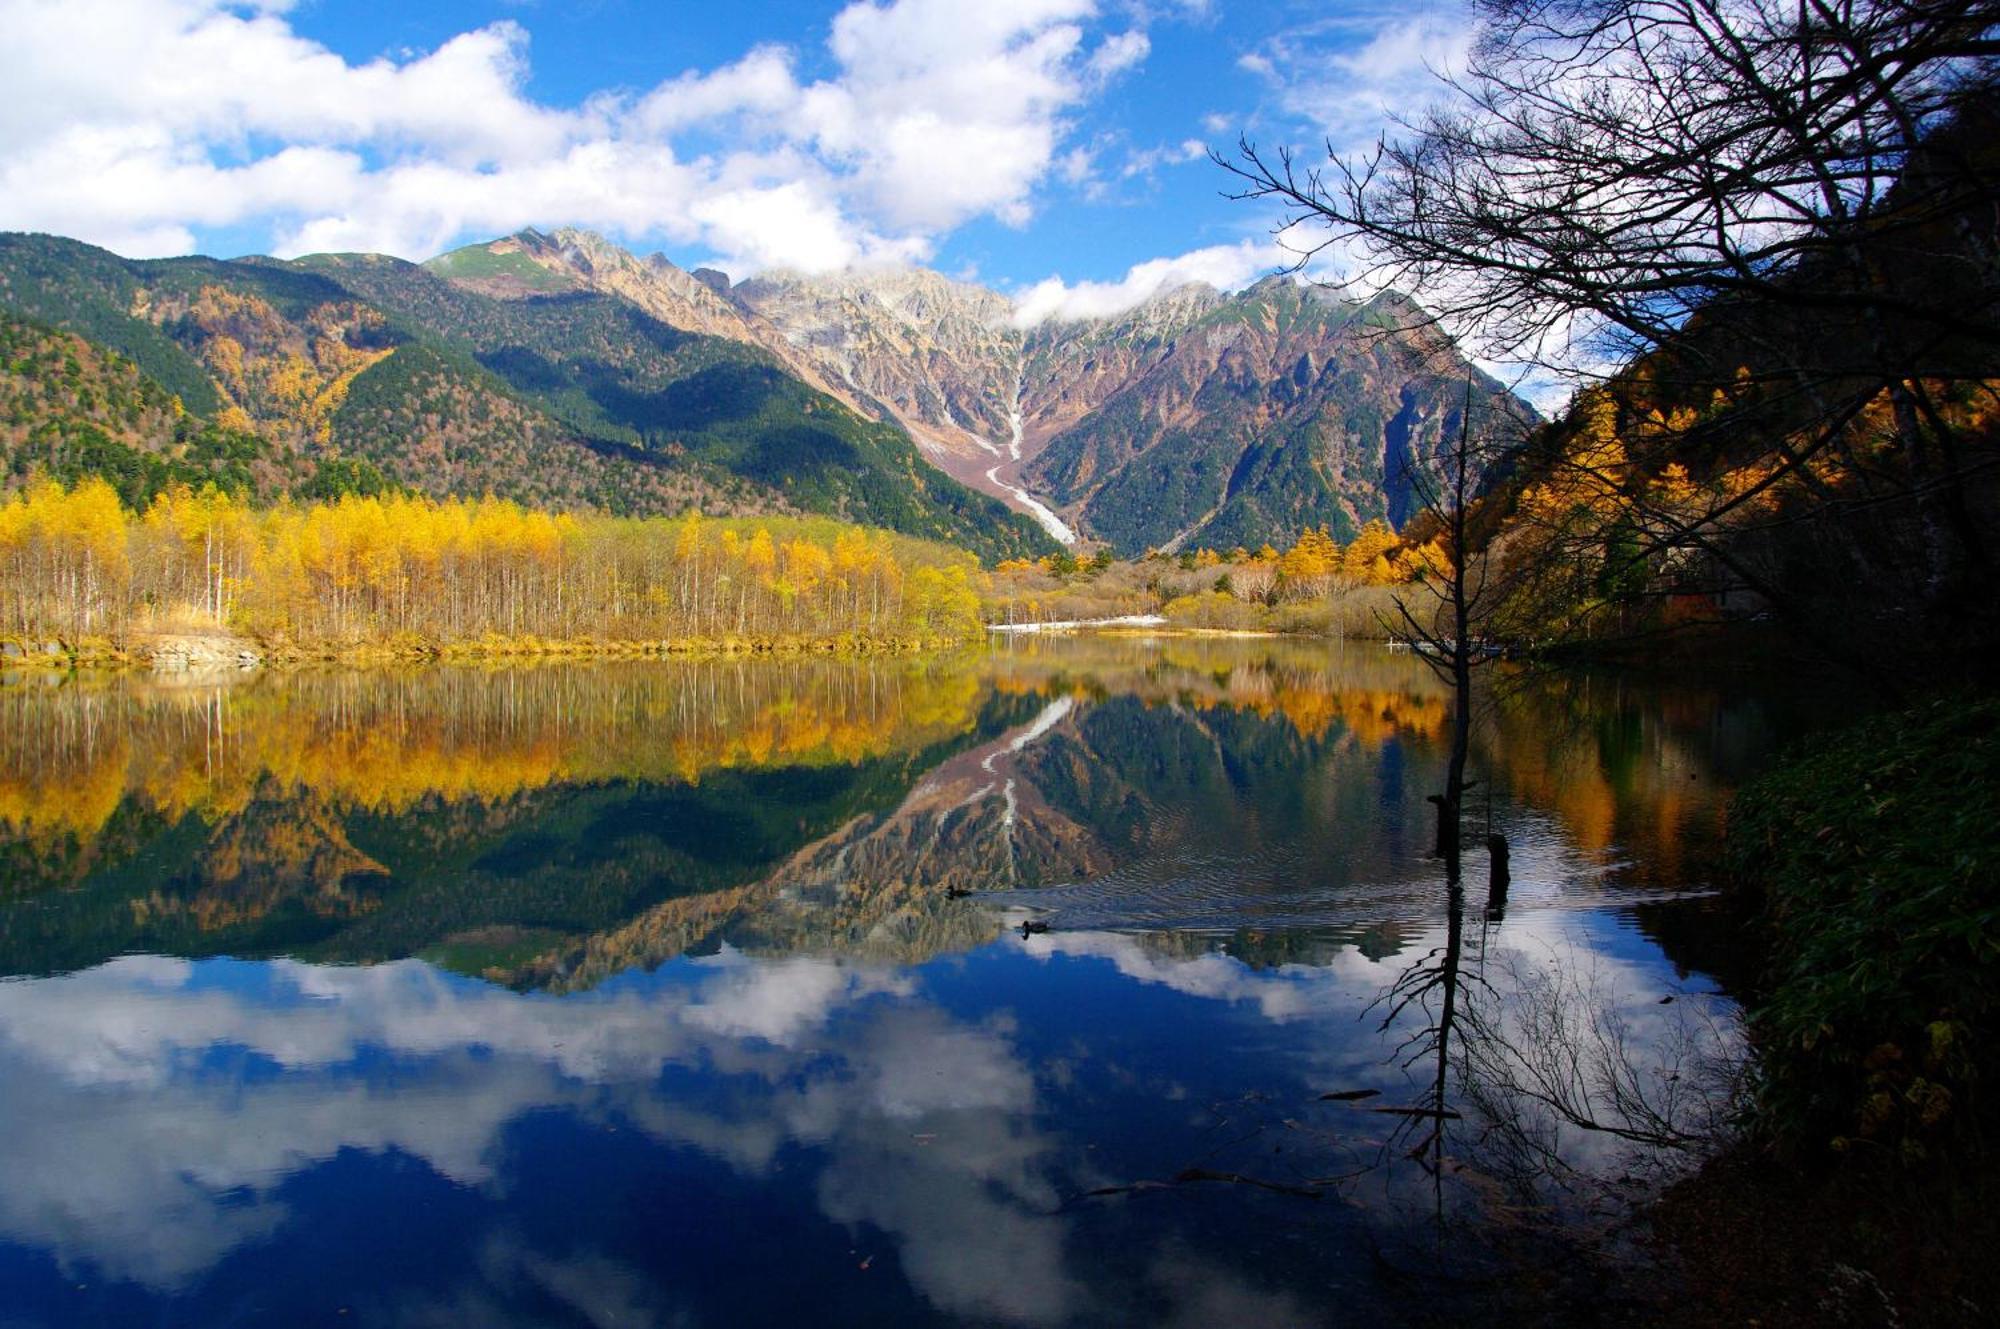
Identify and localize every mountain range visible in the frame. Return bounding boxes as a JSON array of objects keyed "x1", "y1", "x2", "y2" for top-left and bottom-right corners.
[{"x1": 0, "y1": 227, "x2": 1531, "y2": 556}]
